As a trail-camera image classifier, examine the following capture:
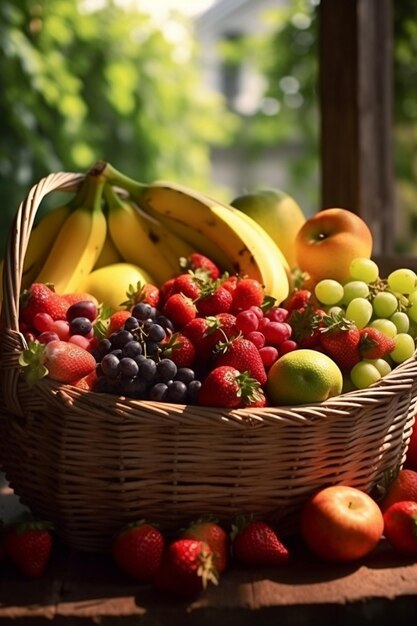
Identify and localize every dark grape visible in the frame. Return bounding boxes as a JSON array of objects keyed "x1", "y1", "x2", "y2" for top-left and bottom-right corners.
[
  {"x1": 145, "y1": 340, "x2": 160, "y2": 356},
  {"x1": 149, "y1": 382, "x2": 169, "y2": 402},
  {"x1": 155, "y1": 315, "x2": 175, "y2": 332},
  {"x1": 69, "y1": 316, "x2": 92, "y2": 336},
  {"x1": 156, "y1": 358, "x2": 177, "y2": 382},
  {"x1": 110, "y1": 329, "x2": 134, "y2": 348},
  {"x1": 124, "y1": 316, "x2": 140, "y2": 332},
  {"x1": 147, "y1": 323, "x2": 166, "y2": 342},
  {"x1": 132, "y1": 302, "x2": 153, "y2": 321},
  {"x1": 175, "y1": 367, "x2": 195, "y2": 384},
  {"x1": 138, "y1": 358, "x2": 157, "y2": 381},
  {"x1": 66, "y1": 300, "x2": 98, "y2": 322},
  {"x1": 119, "y1": 357, "x2": 139, "y2": 378},
  {"x1": 122, "y1": 340, "x2": 142, "y2": 358},
  {"x1": 166, "y1": 380, "x2": 187, "y2": 403},
  {"x1": 187, "y1": 379, "x2": 202, "y2": 402},
  {"x1": 119, "y1": 377, "x2": 147, "y2": 398},
  {"x1": 101, "y1": 353, "x2": 120, "y2": 379}
]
